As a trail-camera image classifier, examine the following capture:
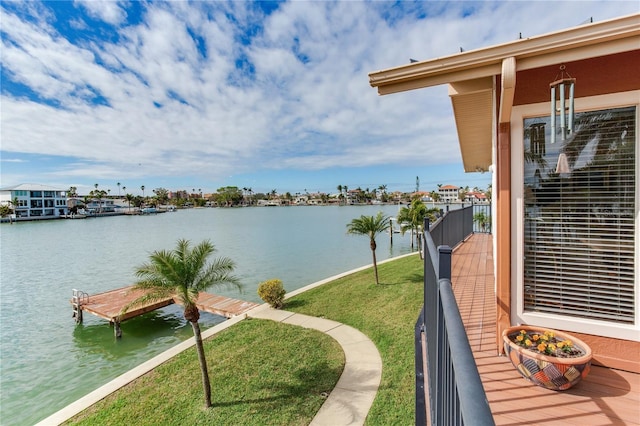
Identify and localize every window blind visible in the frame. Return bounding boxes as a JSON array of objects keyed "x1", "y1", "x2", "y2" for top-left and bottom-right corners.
[{"x1": 523, "y1": 106, "x2": 636, "y2": 324}]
